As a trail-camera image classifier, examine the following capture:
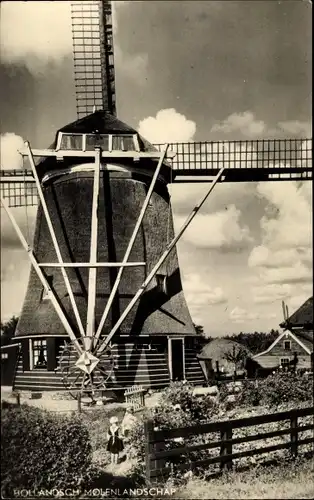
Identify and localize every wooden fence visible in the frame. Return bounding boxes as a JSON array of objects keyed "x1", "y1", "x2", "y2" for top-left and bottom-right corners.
[
  {"x1": 124, "y1": 385, "x2": 145, "y2": 411},
  {"x1": 145, "y1": 406, "x2": 314, "y2": 483}
]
